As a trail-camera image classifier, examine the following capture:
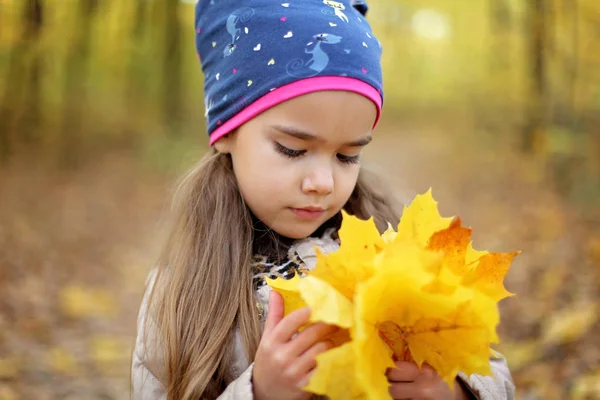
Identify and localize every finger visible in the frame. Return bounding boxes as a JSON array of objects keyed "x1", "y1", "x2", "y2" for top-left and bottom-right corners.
[
  {"x1": 421, "y1": 363, "x2": 437, "y2": 375},
  {"x1": 271, "y1": 306, "x2": 311, "y2": 343},
  {"x1": 287, "y1": 323, "x2": 338, "y2": 357},
  {"x1": 263, "y1": 290, "x2": 285, "y2": 336},
  {"x1": 419, "y1": 363, "x2": 438, "y2": 380},
  {"x1": 388, "y1": 381, "x2": 418, "y2": 399},
  {"x1": 386, "y1": 361, "x2": 421, "y2": 382},
  {"x1": 296, "y1": 370, "x2": 315, "y2": 389},
  {"x1": 288, "y1": 339, "x2": 334, "y2": 377}
]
